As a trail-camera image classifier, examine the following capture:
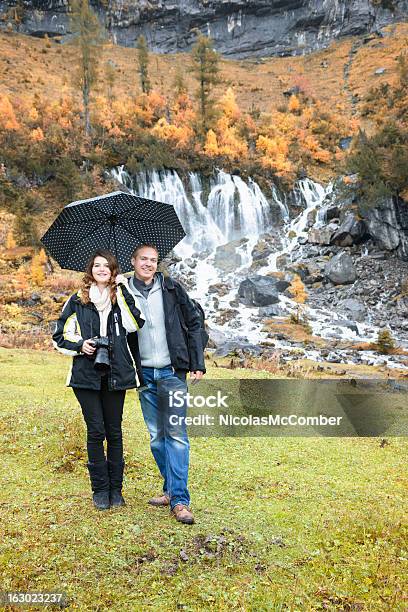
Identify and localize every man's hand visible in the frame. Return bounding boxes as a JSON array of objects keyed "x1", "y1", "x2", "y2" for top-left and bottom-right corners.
[
  {"x1": 115, "y1": 274, "x2": 128, "y2": 286},
  {"x1": 190, "y1": 371, "x2": 204, "y2": 384},
  {"x1": 81, "y1": 339, "x2": 96, "y2": 356}
]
